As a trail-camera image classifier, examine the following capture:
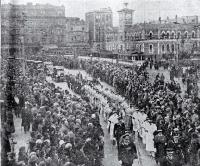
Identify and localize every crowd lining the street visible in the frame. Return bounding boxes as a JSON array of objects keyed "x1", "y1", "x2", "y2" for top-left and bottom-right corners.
[{"x1": 1, "y1": 54, "x2": 200, "y2": 166}]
